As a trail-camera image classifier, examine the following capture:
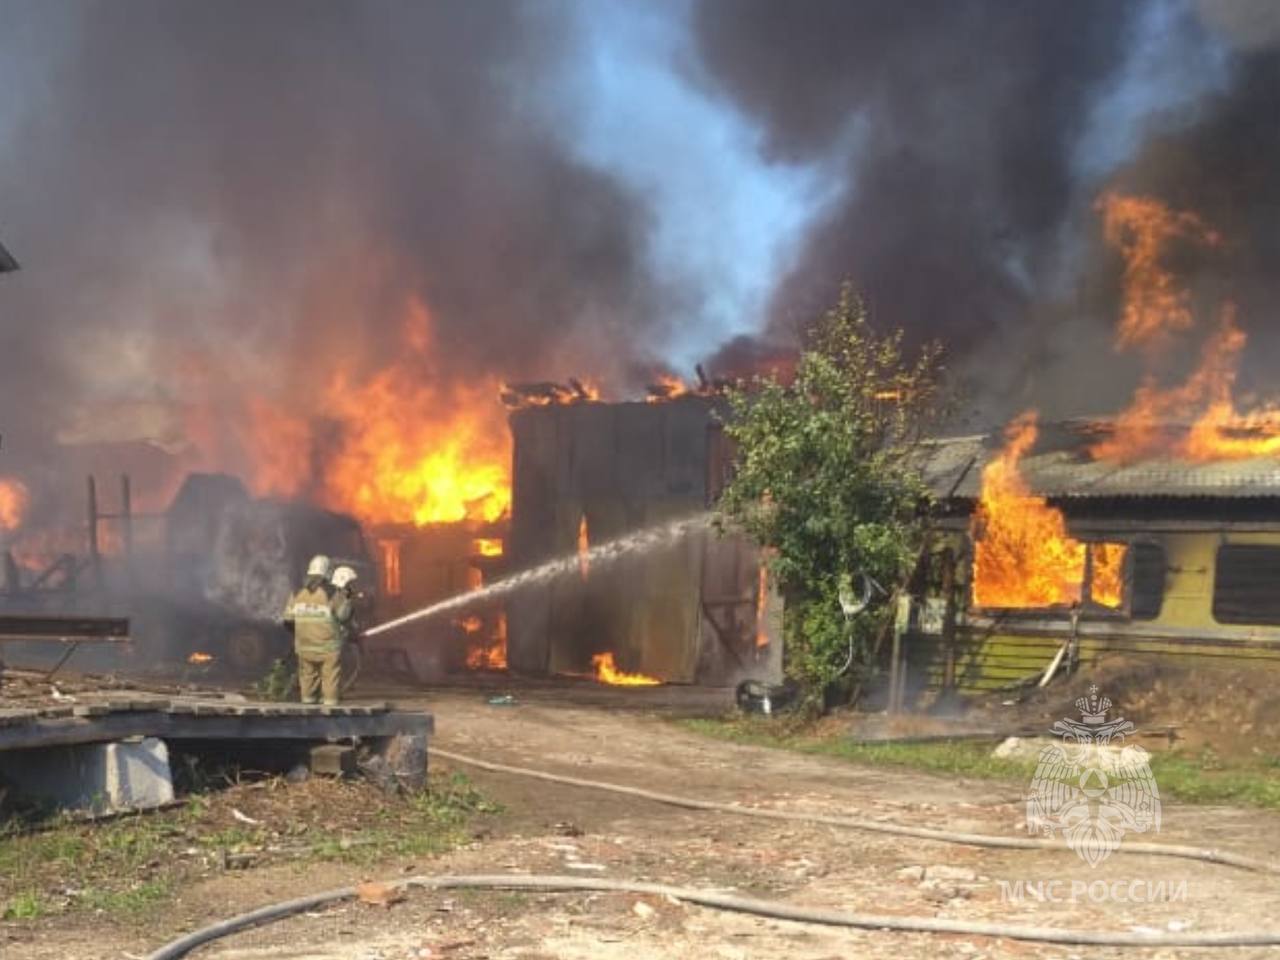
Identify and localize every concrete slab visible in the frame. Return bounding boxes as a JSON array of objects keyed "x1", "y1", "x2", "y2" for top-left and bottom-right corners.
[{"x1": 1, "y1": 737, "x2": 174, "y2": 814}]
